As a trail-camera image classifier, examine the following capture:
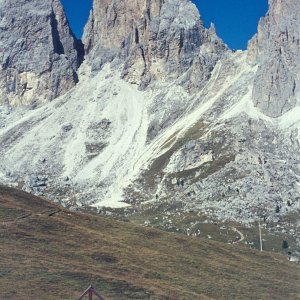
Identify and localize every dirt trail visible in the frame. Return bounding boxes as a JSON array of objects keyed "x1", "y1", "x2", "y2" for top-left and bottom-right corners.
[
  {"x1": 2, "y1": 209, "x2": 61, "y2": 224},
  {"x1": 232, "y1": 227, "x2": 245, "y2": 244}
]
